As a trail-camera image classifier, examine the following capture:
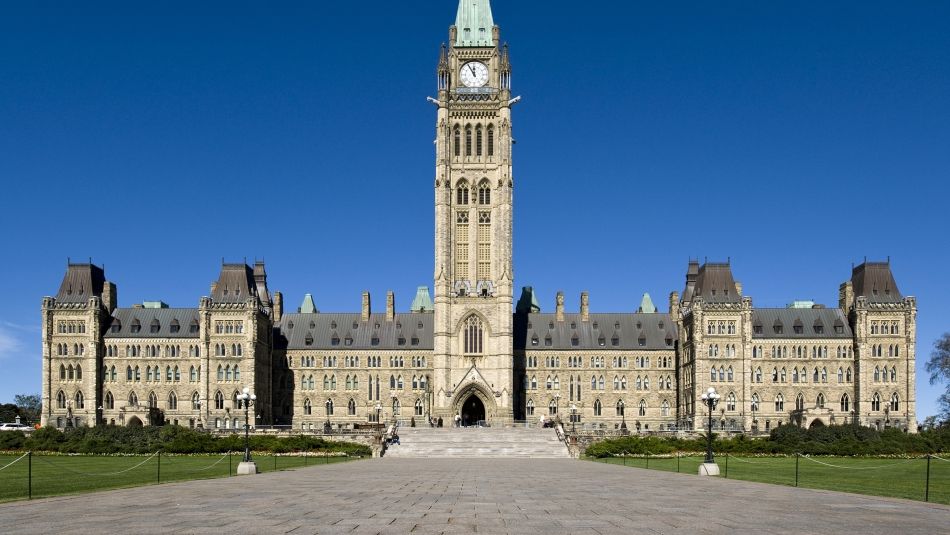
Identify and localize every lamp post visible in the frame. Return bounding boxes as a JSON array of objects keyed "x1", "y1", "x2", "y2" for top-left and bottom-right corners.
[
  {"x1": 570, "y1": 404, "x2": 577, "y2": 433},
  {"x1": 554, "y1": 393, "x2": 560, "y2": 421},
  {"x1": 699, "y1": 387, "x2": 721, "y2": 476},
  {"x1": 235, "y1": 387, "x2": 258, "y2": 475},
  {"x1": 325, "y1": 399, "x2": 332, "y2": 434},
  {"x1": 619, "y1": 400, "x2": 627, "y2": 432}
]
